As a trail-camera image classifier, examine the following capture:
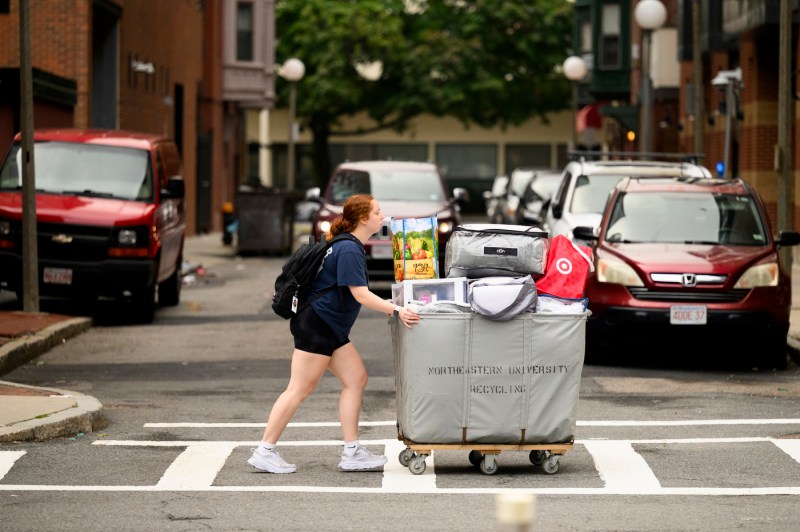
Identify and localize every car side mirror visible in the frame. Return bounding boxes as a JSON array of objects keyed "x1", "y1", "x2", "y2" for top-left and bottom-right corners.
[
  {"x1": 161, "y1": 176, "x2": 185, "y2": 199},
  {"x1": 551, "y1": 203, "x2": 563, "y2": 219},
  {"x1": 572, "y1": 226, "x2": 597, "y2": 241},
  {"x1": 776, "y1": 230, "x2": 800, "y2": 247},
  {"x1": 452, "y1": 187, "x2": 470, "y2": 205}
]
